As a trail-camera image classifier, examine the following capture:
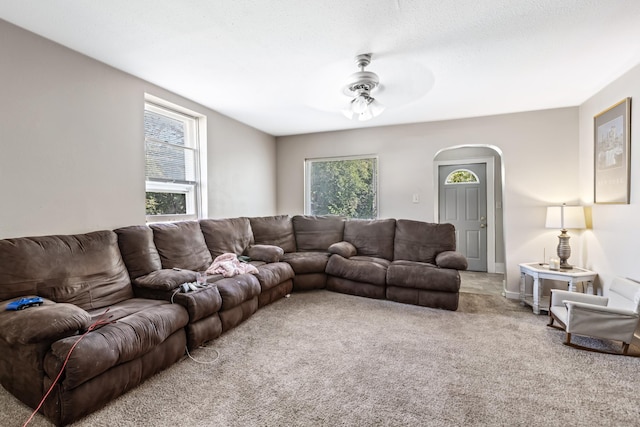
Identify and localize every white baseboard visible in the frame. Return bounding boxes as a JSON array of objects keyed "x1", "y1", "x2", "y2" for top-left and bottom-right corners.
[{"x1": 504, "y1": 290, "x2": 520, "y2": 300}]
